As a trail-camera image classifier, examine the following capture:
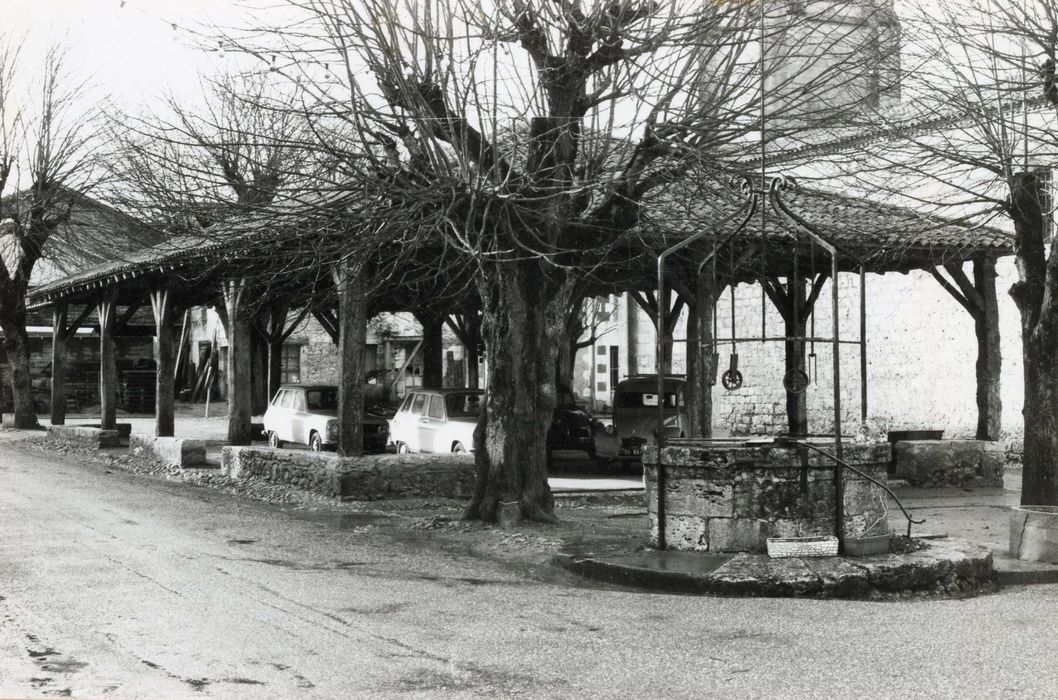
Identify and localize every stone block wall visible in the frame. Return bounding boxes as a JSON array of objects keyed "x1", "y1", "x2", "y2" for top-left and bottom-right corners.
[
  {"x1": 129, "y1": 435, "x2": 207, "y2": 468},
  {"x1": 644, "y1": 442, "x2": 891, "y2": 552},
  {"x1": 46, "y1": 425, "x2": 120, "y2": 449},
  {"x1": 893, "y1": 439, "x2": 1005, "y2": 487},
  {"x1": 222, "y1": 447, "x2": 475, "y2": 500}
]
